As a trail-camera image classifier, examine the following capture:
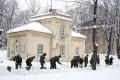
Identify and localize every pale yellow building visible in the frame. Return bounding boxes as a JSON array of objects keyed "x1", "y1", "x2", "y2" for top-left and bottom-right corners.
[{"x1": 7, "y1": 10, "x2": 87, "y2": 61}]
